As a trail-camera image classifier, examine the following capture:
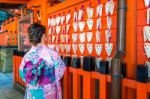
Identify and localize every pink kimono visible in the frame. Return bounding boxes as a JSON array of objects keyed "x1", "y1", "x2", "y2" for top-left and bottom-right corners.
[{"x1": 19, "y1": 45, "x2": 66, "y2": 99}]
